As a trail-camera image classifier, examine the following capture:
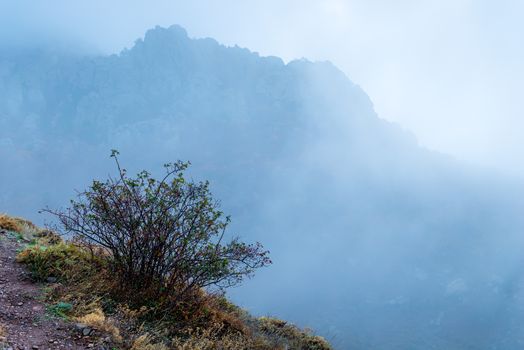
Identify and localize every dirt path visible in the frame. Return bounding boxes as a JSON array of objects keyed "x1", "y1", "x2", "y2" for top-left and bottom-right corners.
[{"x1": 0, "y1": 229, "x2": 88, "y2": 350}]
